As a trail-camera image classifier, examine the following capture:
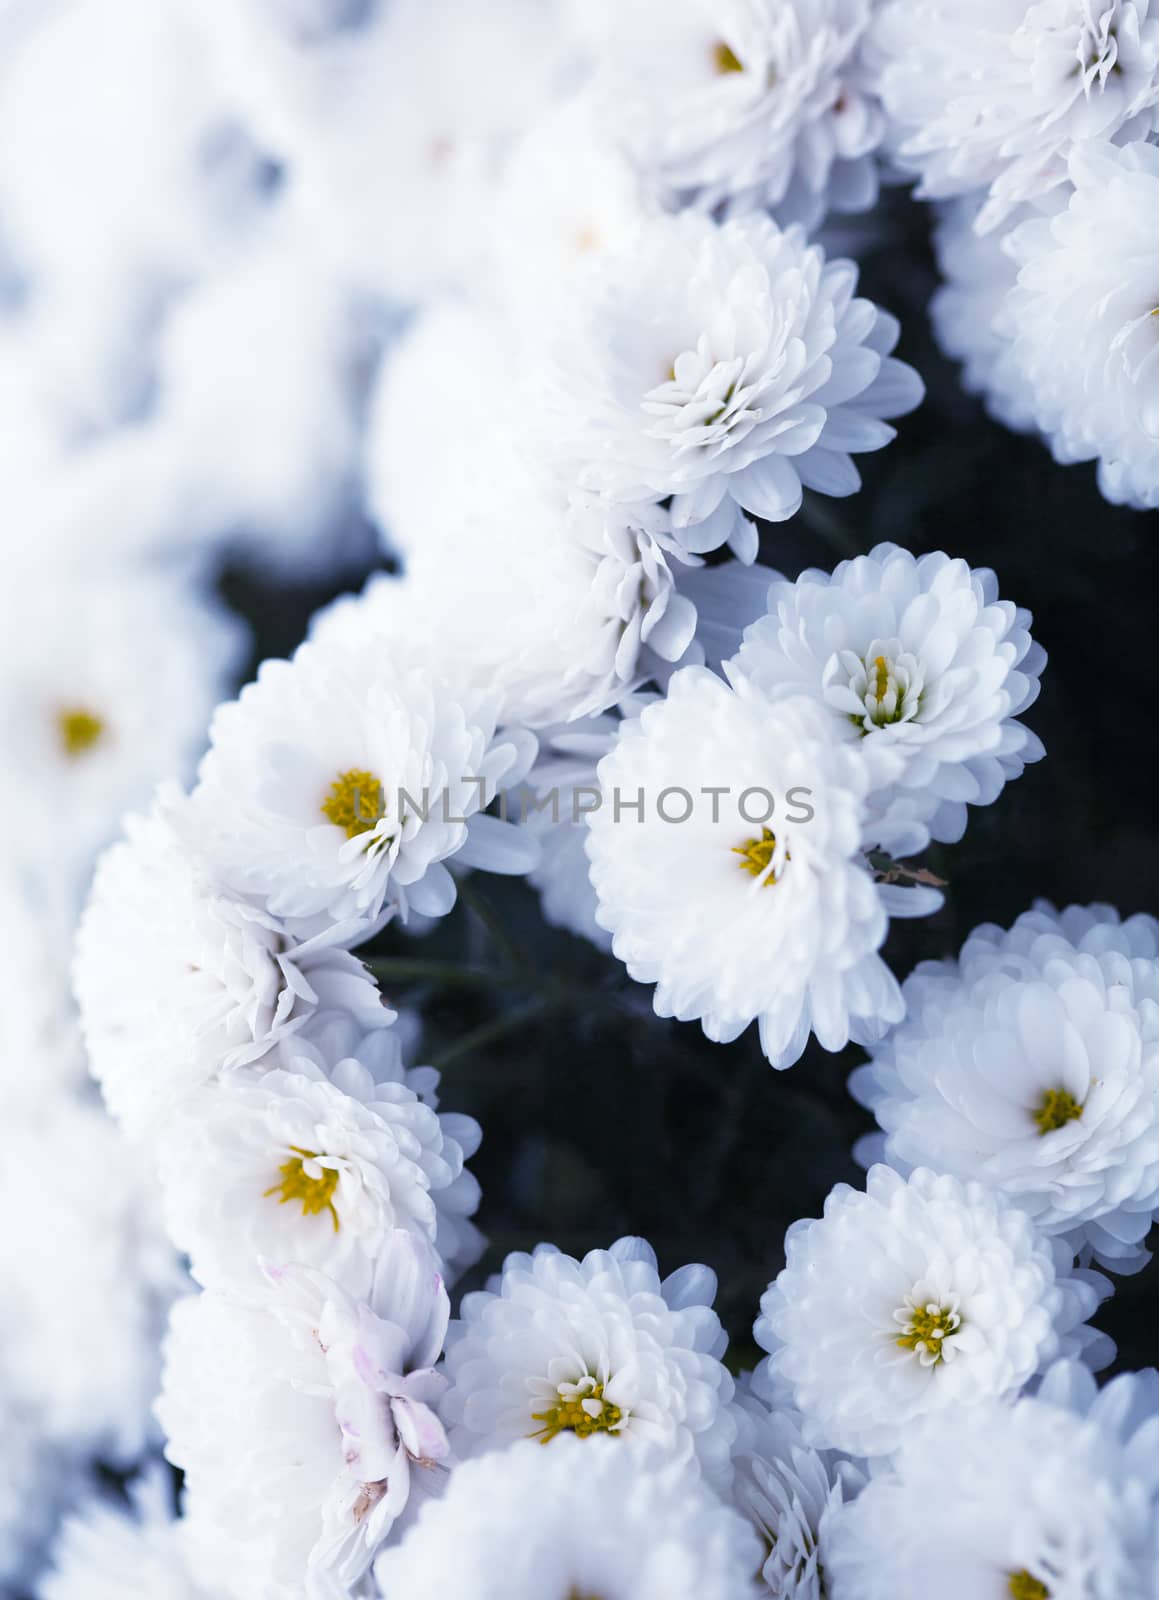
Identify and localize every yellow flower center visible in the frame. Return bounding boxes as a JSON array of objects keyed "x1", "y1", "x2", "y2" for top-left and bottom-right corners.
[
  {"x1": 1033, "y1": 1087, "x2": 1084, "y2": 1136},
  {"x1": 713, "y1": 39, "x2": 744, "y2": 73},
  {"x1": 895, "y1": 1301, "x2": 961, "y2": 1365},
  {"x1": 531, "y1": 1377, "x2": 623, "y2": 1444},
  {"x1": 263, "y1": 1147, "x2": 340, "y2": 1232},
  {"x1": 733, "y1": 827, "x2": 783, "y2": 884},
  {"x1": 1007, "y1": 1572, "x2": 1050, "y2": 1600},
  {"x1": 321, "y1": 768, "x2": 385, "y2": 840},
  {"x1": 57, "y1": 707, "x2": 105, "y2": 758}
]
